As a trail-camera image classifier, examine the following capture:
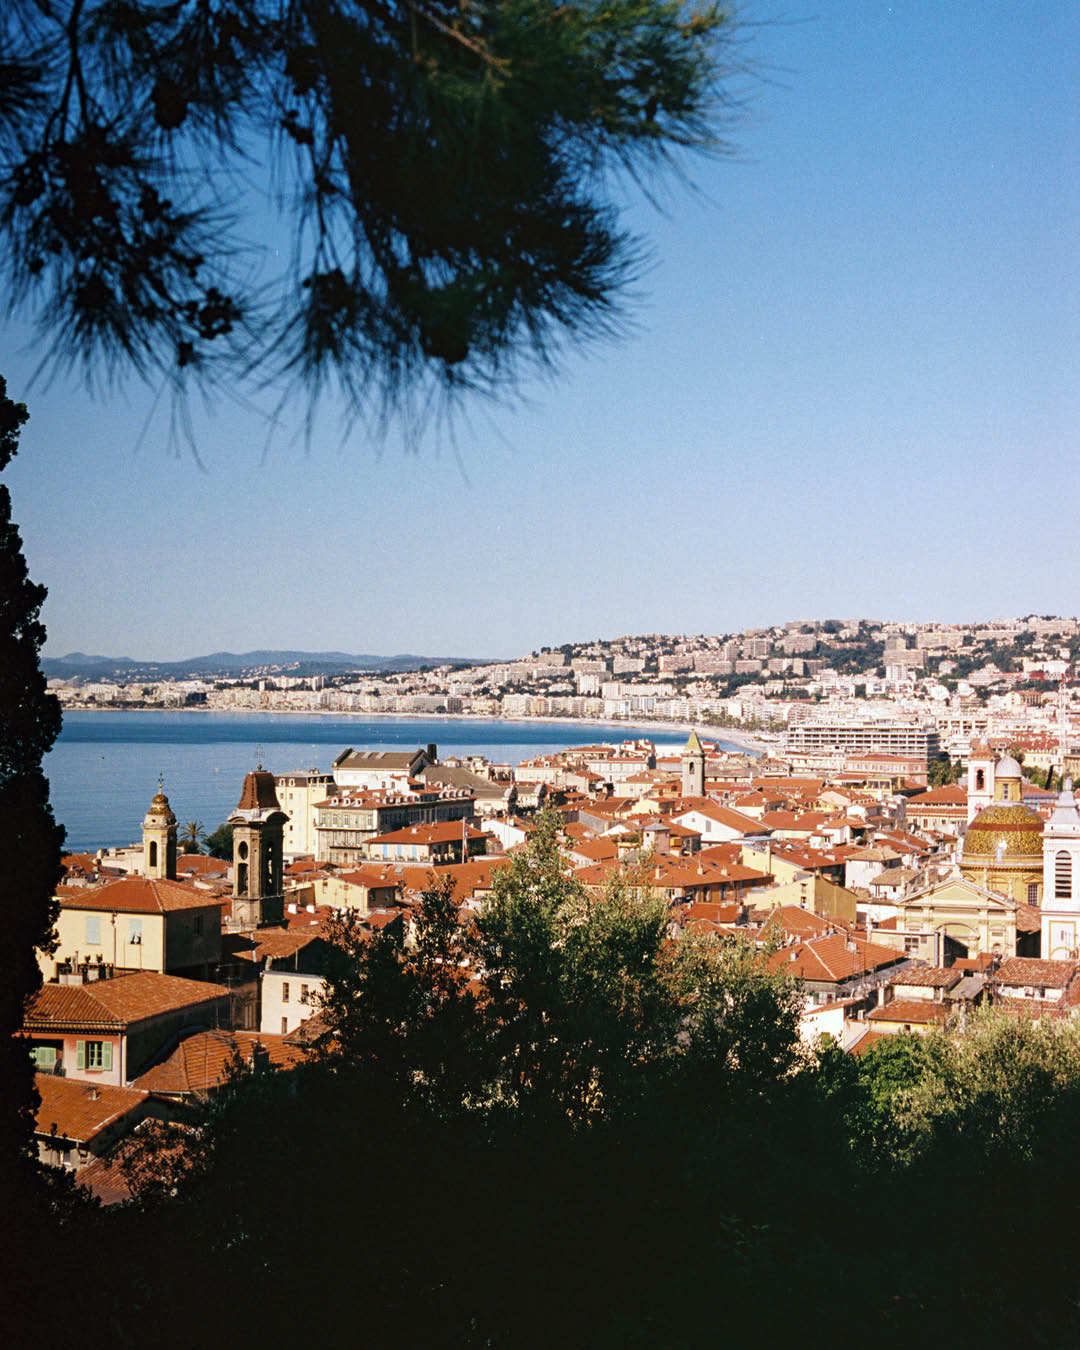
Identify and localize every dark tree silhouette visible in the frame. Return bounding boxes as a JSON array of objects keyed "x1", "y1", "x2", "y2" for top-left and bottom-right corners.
[
  {"x1": 1, "y1": 0, "x2": 739, "y2": 418},
  {"x1": 0, "y1": 377, "x2": 65, "y2": 1204}
]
